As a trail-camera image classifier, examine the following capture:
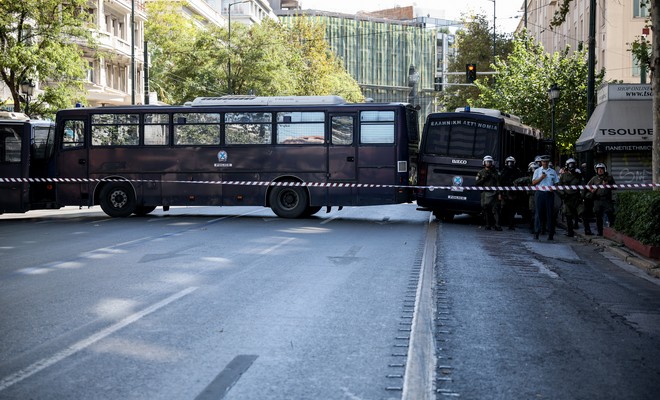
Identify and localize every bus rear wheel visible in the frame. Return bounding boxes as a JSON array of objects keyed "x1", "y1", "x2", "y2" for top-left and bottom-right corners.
[
  {"x1": 99, "y1": 182, "x2": 136, "y2": 217},
  {"x1": 269, "y1": 186, "x2": 309, "y2": 219}
]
